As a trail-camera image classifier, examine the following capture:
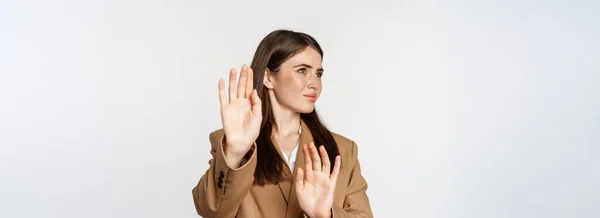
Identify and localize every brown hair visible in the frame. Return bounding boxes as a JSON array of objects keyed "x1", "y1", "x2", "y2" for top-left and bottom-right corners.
[{"x1": 250, "y1": 29, "x2": 340, "y2": 185}]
